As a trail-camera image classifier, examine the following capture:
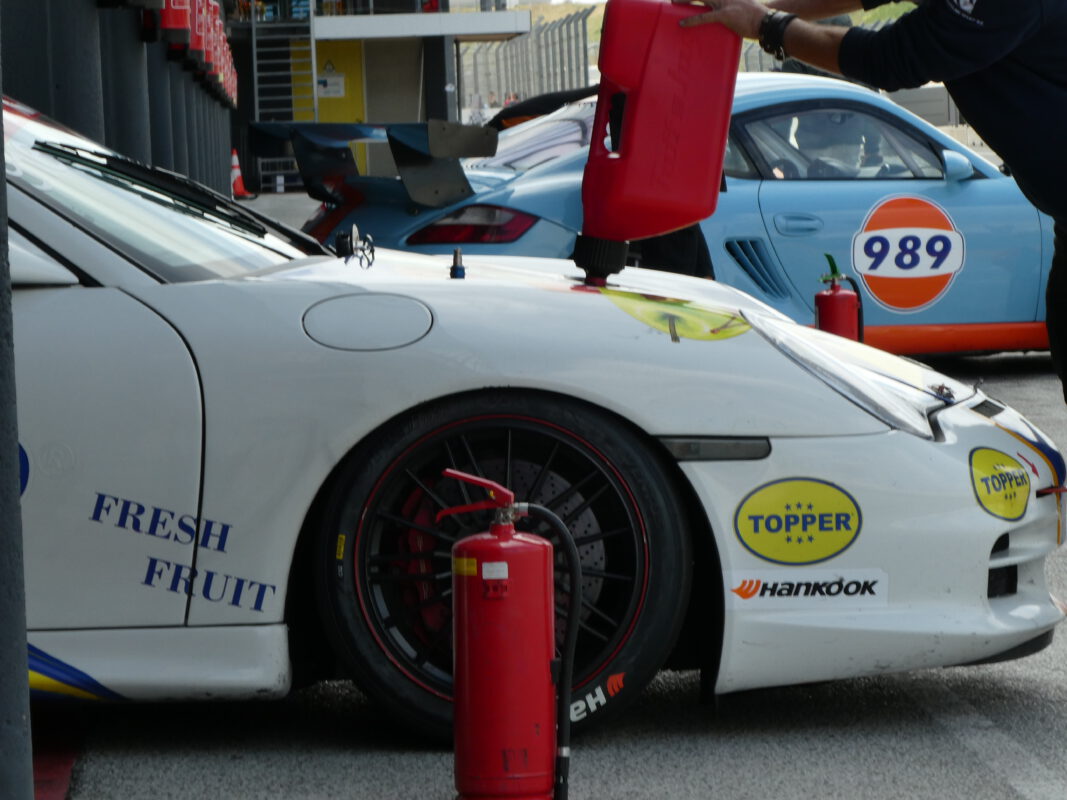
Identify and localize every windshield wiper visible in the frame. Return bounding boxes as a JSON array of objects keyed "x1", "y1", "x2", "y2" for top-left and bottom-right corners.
[{"x1": 34, "y1": 140, "x2": 332, "y2": 255}]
